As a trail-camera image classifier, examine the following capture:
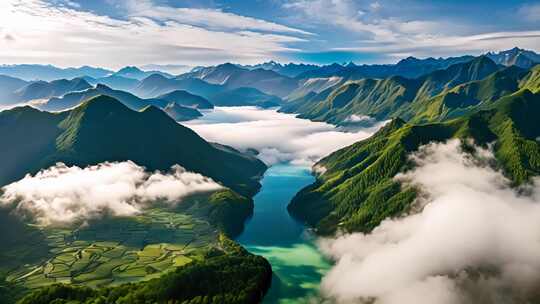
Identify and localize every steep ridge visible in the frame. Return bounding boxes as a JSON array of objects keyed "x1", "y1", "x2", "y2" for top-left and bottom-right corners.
[
  {"x1": 295, "y1": 55, "x2": 474, "y2": 80},
  {"x1": 84, "y1": 75, "x2": 140, "y2": 92},
  {"x1": 163, "y1": 102, "x2": 203, "y2": 121},
  {"x1": 283, "y1": 56, "x2": 502, "y2": 124},
  {"x1": 113, "y1": 66, "x2": 172, "y2": 80},
  {"x1": 409, "y1": 65, "x2": 529, "y2": 122},
  {"x1": 177, "y1": 63, "x2": 299, "y2": 97},
  {"x1": 0, "y1": 75, "x2": 28, "y2": 104},
  {"x1": 13, "y1": 78, "x2": 92, "y2": 102},
  {"x1": 487, "y1": 47, "x2": 540, "y2": 69},
  {"x1": 40, "y1": 84, "x2": 203, "y2": 121},
  {"x1": 288, "y1": 90, "x2": 540, "y2": 234},
  {"x1": 240, "y1": 61, "x2": 320, "y2": 77},
  {"x1": 40, "y1": 84, "x2": 149, "y2": 111},
  {"x1": 0, "y1": 95, "x2": 266, "y2": 196},
  {"x1": 156, "y1": 90, "x2": 214, "y2": 109},
  {"x1": 134, "y1": 74, "x2": 223, "y2": 99}
]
